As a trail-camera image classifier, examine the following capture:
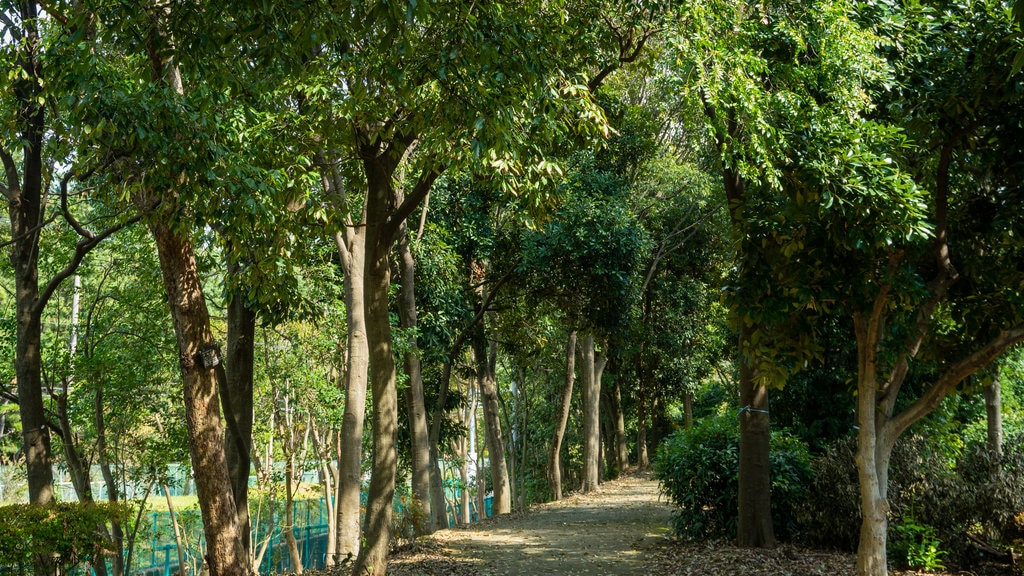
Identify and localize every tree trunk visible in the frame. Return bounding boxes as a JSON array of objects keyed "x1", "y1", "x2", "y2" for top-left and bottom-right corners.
[
  {"x1": 311, "y1": 426, "x2": 338, "y2": 562},
  {"x1": 459, "y1": 422, "x2": 471, "y2": 523},
  {"x1": 683, "y1": 390, "x2": 695, "y2": 429},
  {"x1": 612, "y1": 376, "x2": 629, "y2": 474},
  {"x1": 147, "y1": 217, "x2": 247, "y2": 576},
  {"x1": 737, "y1": 327, "x2": 776, "y2": 548},
  {"x1": 427, "y1": 363, "x2": 451, "y2": 532},
  {"x1": 580, "y1": 334, "x2": 603, "y2": 493},
  {"x1": 985, "y1": 363, "x2": 1003, "y2": 473},
  {"x1": 97, "y1": 387, "x2": 126, "y2": 576},
  {"x1": 222, "y1": 283, "x2": 256, "y2": 558},
  {"x1": 283, "y1": 428, "x2": 303, "y2": 574},
  {"x1": 635, "y1": 351, "x2": 650, "y2": 470},
  {"x1": 476, "y1": 334, "x2": 511, "y2": 515},
  {"x1": 547, "y1": 331, "x2": 577, "y2": 500},
  {"x1": 396, "y1": 220, "x2": 434, "y2": 531},
  {"x1": 352, "y1": 160, "x2": 400, "y2": 576},
  {"x1": 333, "y1": 227, "x2": 368, "y2": 566},
  {"x1": 7, "y1": 0, "x2": 54, "y2": 508},
  {"x1": 163, "y1": 484, "x2": 188, "y2": 576}
]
